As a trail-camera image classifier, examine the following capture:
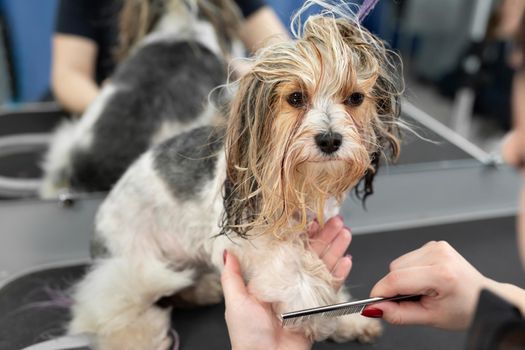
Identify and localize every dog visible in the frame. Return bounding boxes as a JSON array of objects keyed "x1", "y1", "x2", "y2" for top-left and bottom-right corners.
[
  {"x1": 68, "y1": 4, "x2": 403, "y2": 349},
  {"x1": 40, "y1": 0, "x2": 242, "y2": 198}
]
